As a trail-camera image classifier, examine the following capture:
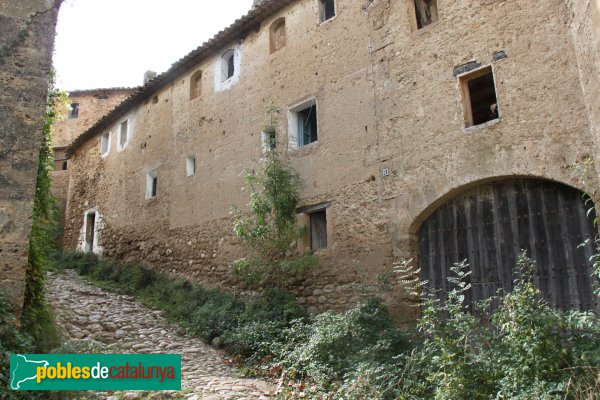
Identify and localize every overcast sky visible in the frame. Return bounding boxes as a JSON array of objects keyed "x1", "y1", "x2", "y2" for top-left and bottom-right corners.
[{"x1": 53, "y1": 0, "x2": 254, "y2": 91}]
